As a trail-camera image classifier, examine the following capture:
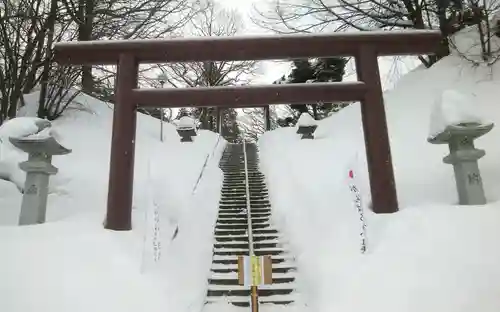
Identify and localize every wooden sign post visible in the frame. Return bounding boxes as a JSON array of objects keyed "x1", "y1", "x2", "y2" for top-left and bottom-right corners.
[{"x1": 238, "y1": 255, "x2": 273, "y2": 312}]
